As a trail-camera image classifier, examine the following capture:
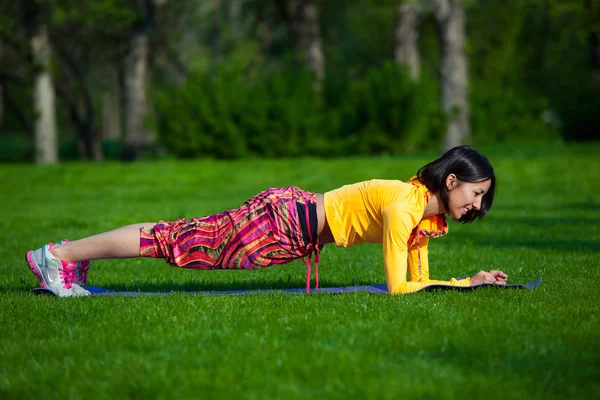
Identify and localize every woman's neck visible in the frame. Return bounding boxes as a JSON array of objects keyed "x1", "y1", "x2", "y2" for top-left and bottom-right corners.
[{"x1": 424, "y1": 192, "x2": 446, "y2": 217}]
